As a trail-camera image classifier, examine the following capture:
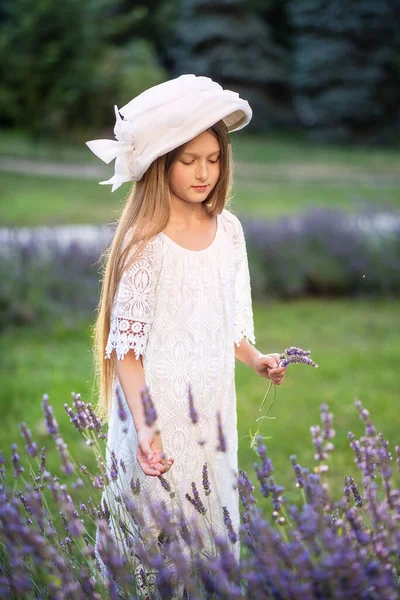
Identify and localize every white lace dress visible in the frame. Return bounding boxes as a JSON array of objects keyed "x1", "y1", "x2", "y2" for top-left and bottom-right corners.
[{"x1": 95, "y1": 208, "x2": 255, "y2": 589}]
